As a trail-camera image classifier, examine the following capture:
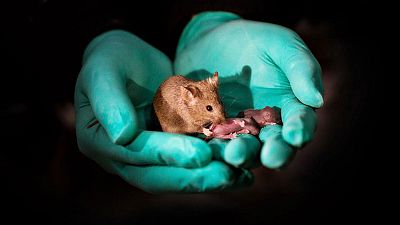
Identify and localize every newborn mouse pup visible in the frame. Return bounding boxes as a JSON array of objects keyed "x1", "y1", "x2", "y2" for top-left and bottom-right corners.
[{"x1": 153, "y1": 72, "x2": 226, "y2": 134}]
